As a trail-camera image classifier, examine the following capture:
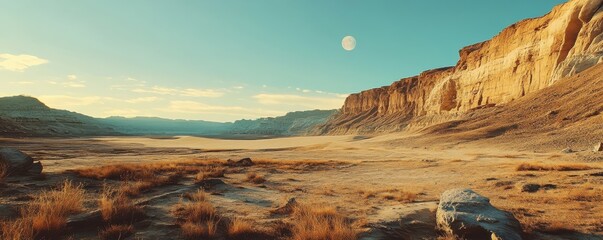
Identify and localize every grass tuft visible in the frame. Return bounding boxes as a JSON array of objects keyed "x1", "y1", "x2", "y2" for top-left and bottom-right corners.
[
  {"x1": 291, "y1": 204, "x2": 357, "y2": 240},
  {"x1": 245, "y1": 172, "x2": 266, "y2": 184},
  {"x1": 516, "y1": 162, "x2": 594, "y2": 171},
  {"x1": 99, "y1": 224, "x2": 134, "y2": 240}
]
